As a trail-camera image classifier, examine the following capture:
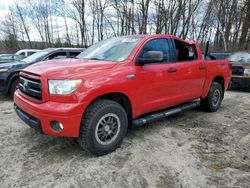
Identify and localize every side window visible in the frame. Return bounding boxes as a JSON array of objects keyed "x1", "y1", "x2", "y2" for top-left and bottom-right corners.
[
  {"x1": 48, "y1": 52, "x2": 67, "y2": 60},
  {"x1": 174, "y1": 39, "x2": 197, "y2": 62},
  {"x1": 27, "y1": 52, "x2": 35, "y2": 56},
  {"x1": 139, "y1": 39, "x2": 176, "y2": 63},
  {"x1": 19, "y1": 52, "x2": 25, "y2": 56},
  {"x1": 14, "y1": 56, "x2": 20, "y2": 60},
  {"x1": 69, "y1": 51, "x2": 81, "y2": 58}
]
